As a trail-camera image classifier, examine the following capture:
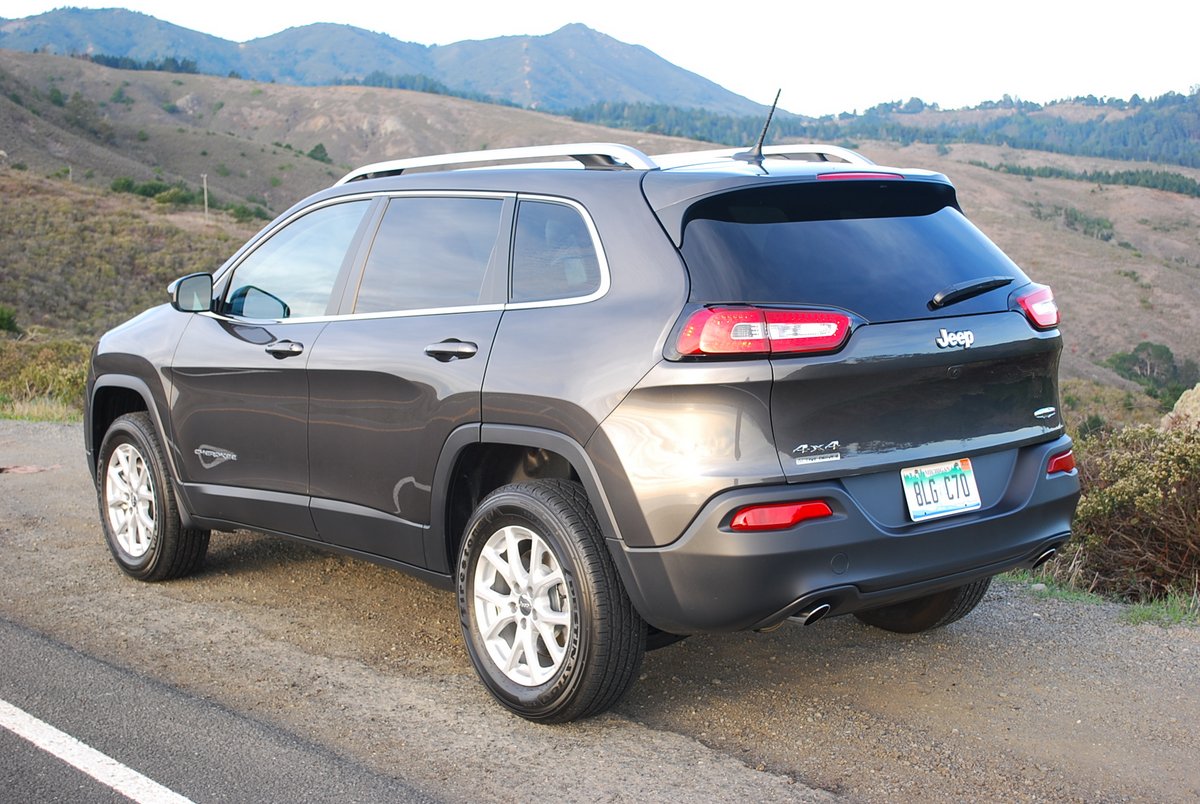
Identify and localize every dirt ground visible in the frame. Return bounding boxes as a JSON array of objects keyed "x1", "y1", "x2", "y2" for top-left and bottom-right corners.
[{"x1": 2, "y1": 420, "x2": 1197, "y2": 802}]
